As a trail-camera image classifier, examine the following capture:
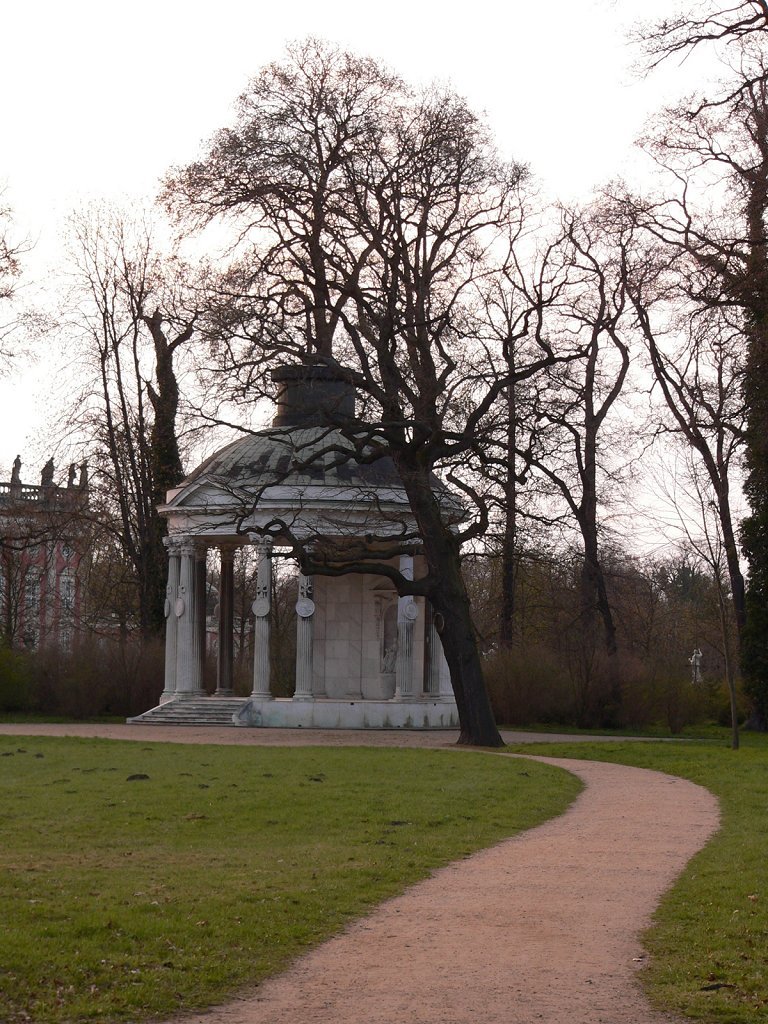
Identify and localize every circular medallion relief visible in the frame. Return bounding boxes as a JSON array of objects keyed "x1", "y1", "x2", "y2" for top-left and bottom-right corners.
[
  {"x1": 174, "y1": 597, "x2": 185, "y2": 617},
  {"x1": 164, "y1": 598, "x2": 171, "y2": 618},
  {"x1": 296, "y1": 597, "x2": 316, "y2": 618},
  {"x1": 252, "y1": 597, "x2": 270, "y2": 618},
  {"x1": 403, "y1": 601, "x2": 419, "y2": 621}
]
